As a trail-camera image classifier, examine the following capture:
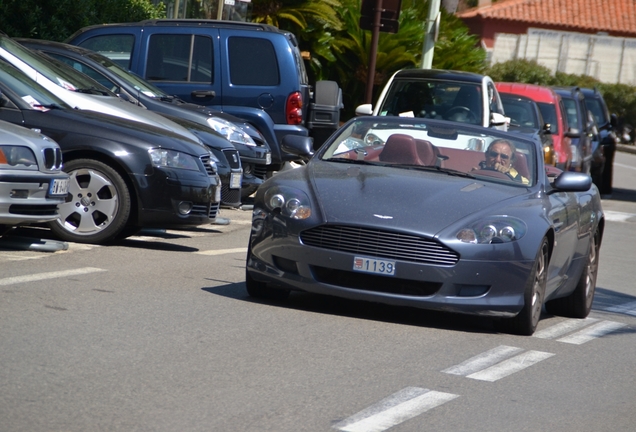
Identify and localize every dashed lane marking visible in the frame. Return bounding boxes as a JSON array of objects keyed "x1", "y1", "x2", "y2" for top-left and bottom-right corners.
[
  {"x1": 442, "y1": 345, "x2": 554, "y2": 382},
  {"x1": 332, "y1": 387, "x2": 459, "y2": 432},
  {"x1": 603, "y1": 300, "x2": 636, "y2": 317},
  {"x1": 533, "y1": 317, "x2": 600, "y2": 339},
  {"x1": 603, "y1": 210, "x2": 636, "y2": 222},
  {"x1": 195, "y1": 247, "x2": 248, "y2": 256},
  {"x1": 0, "y1": 267, "x2": 106, "y2": 286},
  {"x1": 557, "y1": 320, "x2": 627, "y2": 345}
]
